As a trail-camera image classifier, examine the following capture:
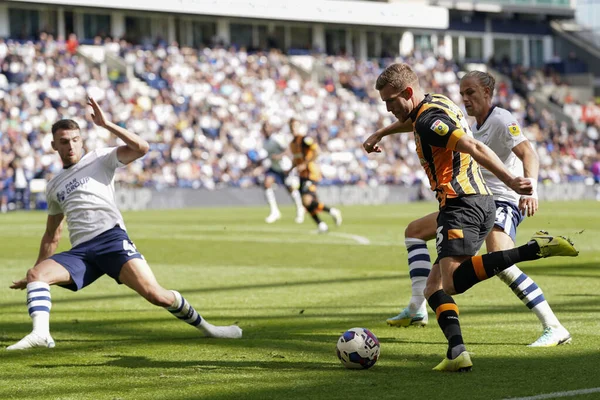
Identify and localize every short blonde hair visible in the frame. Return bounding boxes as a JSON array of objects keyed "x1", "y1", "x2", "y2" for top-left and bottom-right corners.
[{"x1": 375, "y1": 63, "x2": 419, "y2": 91}]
